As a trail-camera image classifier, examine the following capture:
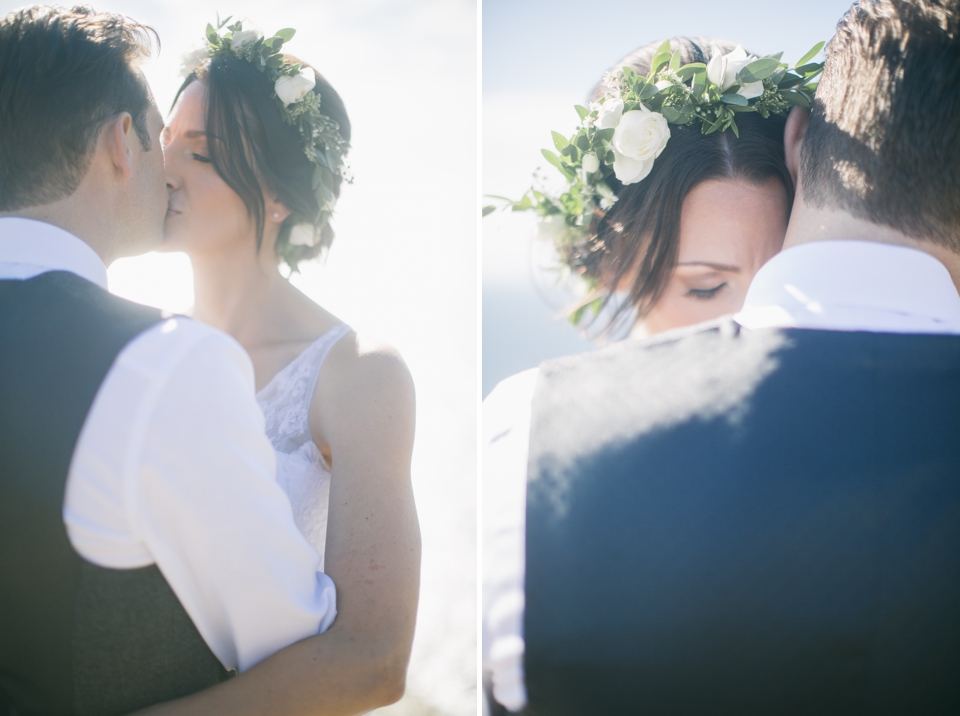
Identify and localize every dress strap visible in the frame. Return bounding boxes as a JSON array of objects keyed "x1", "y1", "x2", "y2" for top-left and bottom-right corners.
[{"x1": 304, "y1": 323, "x2": 352, "y2": 406}]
